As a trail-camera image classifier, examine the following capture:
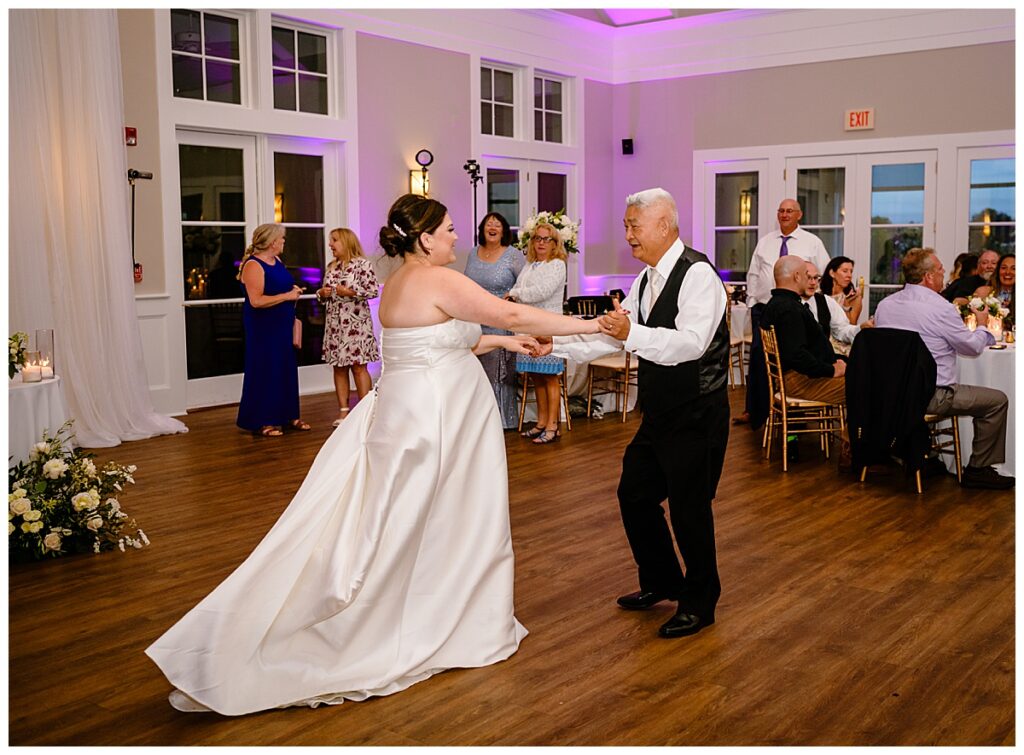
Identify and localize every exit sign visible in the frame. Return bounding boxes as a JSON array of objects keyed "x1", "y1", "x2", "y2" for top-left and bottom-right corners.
[{"x1": 845, "y1": 108, "x2": 875, "y2": 131}]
